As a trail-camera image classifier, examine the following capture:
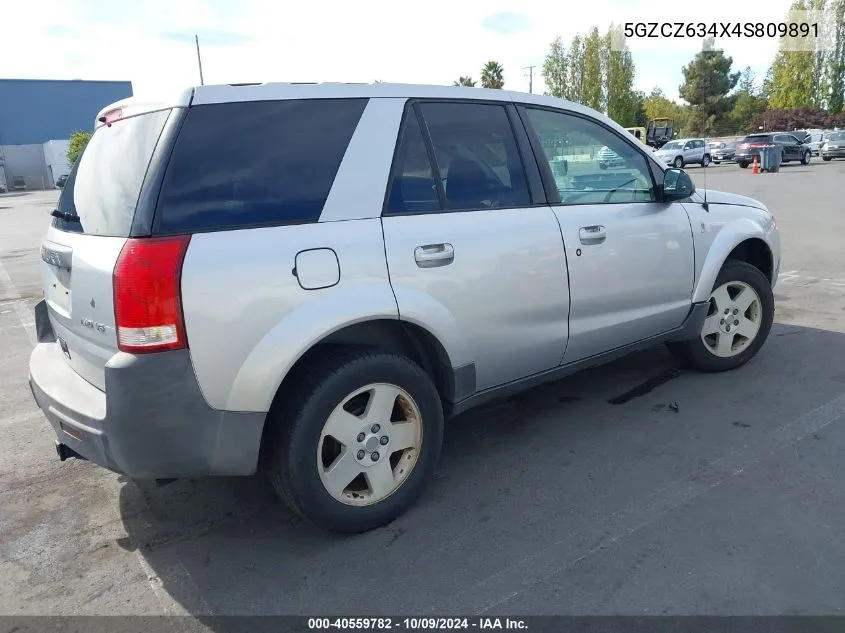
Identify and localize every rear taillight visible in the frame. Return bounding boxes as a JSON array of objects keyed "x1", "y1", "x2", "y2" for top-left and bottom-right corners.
[{"x1": 113, "y1": 235, "x2": 191, "y2": 353}]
